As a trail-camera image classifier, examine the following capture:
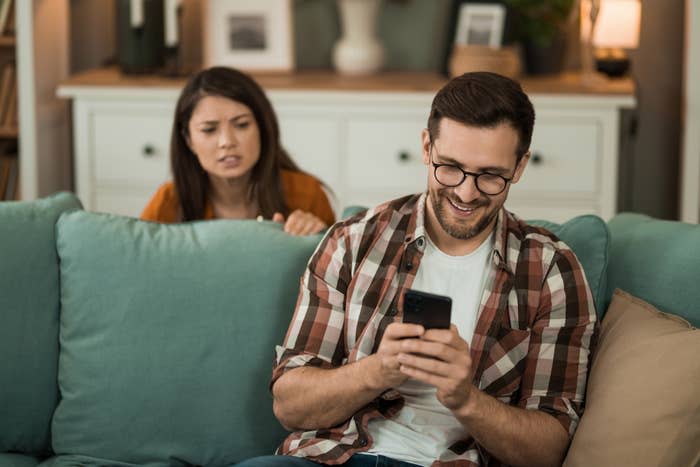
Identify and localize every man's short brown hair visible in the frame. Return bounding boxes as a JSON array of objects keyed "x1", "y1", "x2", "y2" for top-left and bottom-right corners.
[{"x1": 427, "y1": 72, "x2": 535, "y2": 163}]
